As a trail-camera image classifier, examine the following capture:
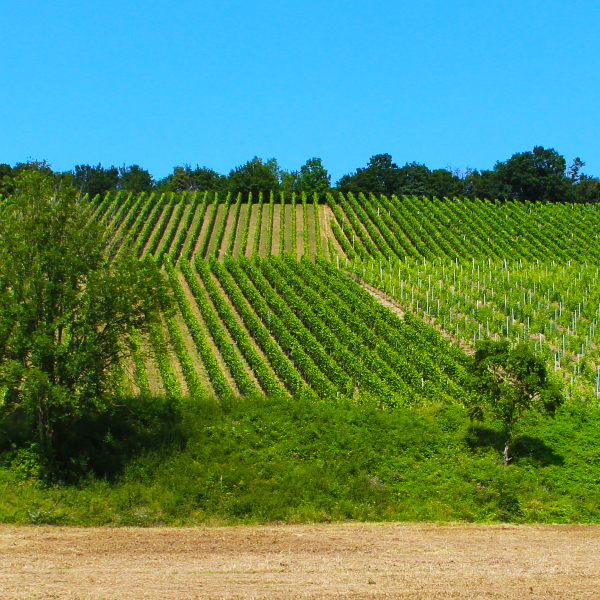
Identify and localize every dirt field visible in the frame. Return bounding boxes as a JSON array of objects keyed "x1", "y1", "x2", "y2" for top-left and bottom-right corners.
[{"x1": 1, "y1": 523, "x2": 598, "y2": 599}]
